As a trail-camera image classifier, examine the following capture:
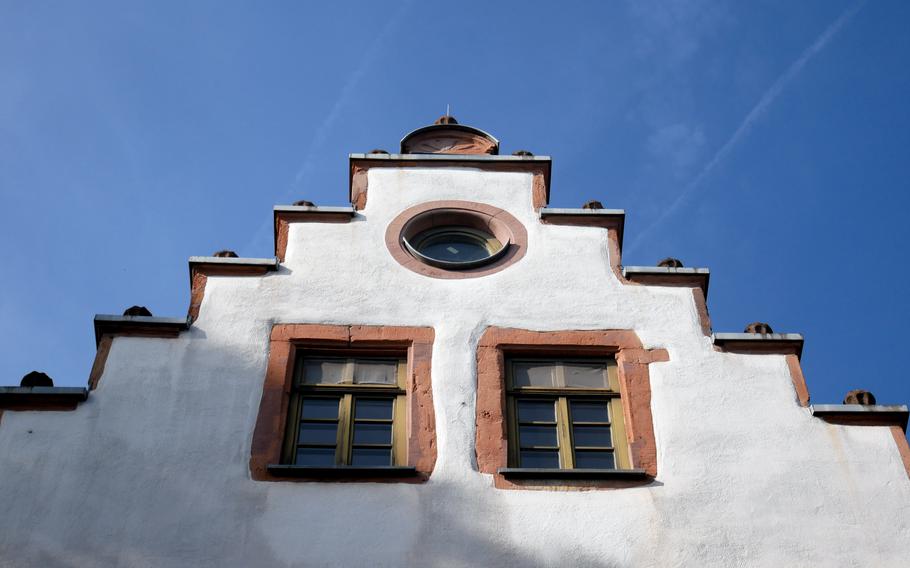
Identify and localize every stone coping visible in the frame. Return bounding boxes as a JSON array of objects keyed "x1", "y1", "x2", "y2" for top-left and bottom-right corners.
[
  {"x1": 539, "y1": 207, "x2": 626, "y2": 216},
  {"x1": 713, "y1": 332, "x2": 804, "y2": 359},
  {"x1": 622, "y1": 266, "x2": 711, "y2": 298},
  {"x1": 0, "y1": 386, "x2": 89, "y2": 410},
  {"x1": 538, "y1": 207, "x2": 626, "y2": 249},
  {"x1": 811, "y1": 404, "x2": 909, "y2": 430},
  {"x1": 350, "y1": 153, "x2": 553, "y2": 209},
  {"x1": 623, "y1": 266, "x2": 709, "y2": 276},
  {"x1": 349, "y1": 152, "x2": 551, "y2": 162},
  {"x1": 273, "y1": 205, "x2": 356, "y2": 215},
  {"x1": 93, "y1": 315, "x2": 190, "y2": 347},
  {"x1": 188, "y1": 256, "x2": 280, "y2": 268}
]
